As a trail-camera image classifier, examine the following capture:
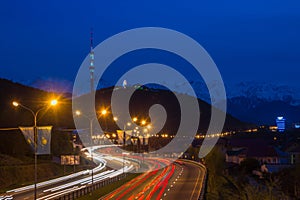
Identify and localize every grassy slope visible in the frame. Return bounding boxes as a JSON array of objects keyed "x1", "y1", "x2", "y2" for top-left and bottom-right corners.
[{"x1": 0, "y1": 154, "x2": 90, "y2": 192}]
